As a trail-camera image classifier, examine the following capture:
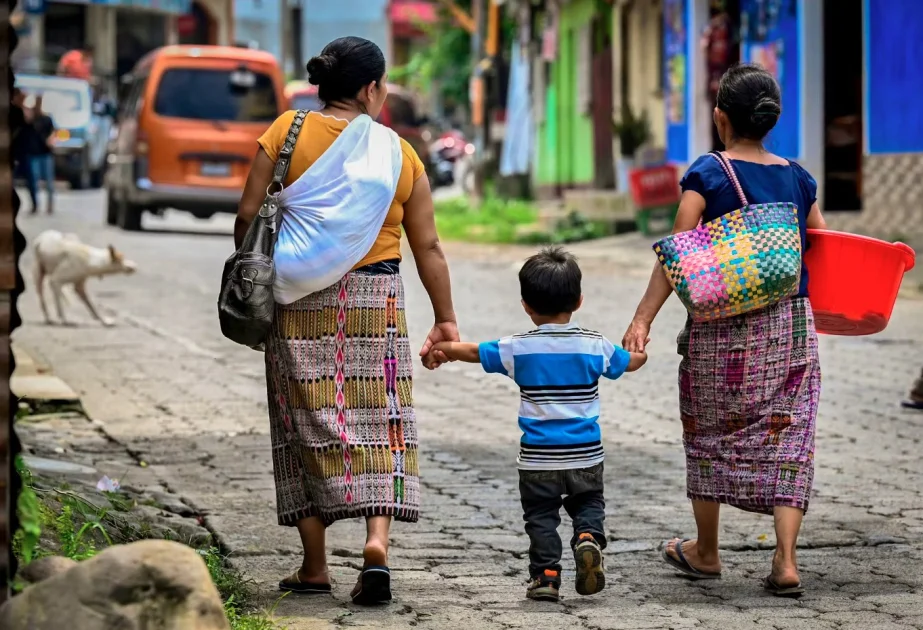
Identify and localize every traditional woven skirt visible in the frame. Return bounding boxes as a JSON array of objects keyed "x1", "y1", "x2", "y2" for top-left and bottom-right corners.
[
  {"x1": 264, "y1": 265, "x2": 420, "y2": 527},
  {"x1": 677, "y1": 297, "x2": 821, "y2": 514}
]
